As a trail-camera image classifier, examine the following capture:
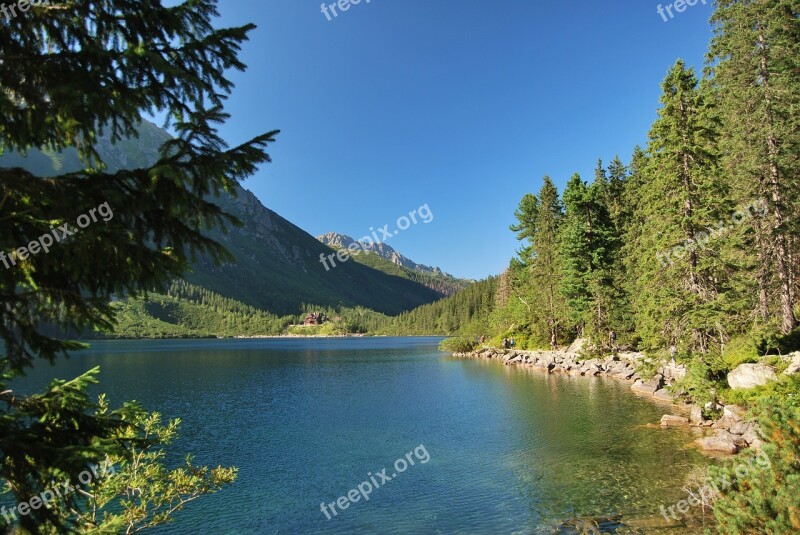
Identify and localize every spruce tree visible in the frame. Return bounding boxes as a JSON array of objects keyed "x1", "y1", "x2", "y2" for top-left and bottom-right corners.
[
  {"x1": 560, "y1": 173, "x2": 617, "y2": 345},
  {"x1": 0, "y1": 0, "x2": 276, "y2": 531},
  {"x1": 708, "y1": 0, "x2": 800, "y2": 334},
  {"x1": 626, "y1": 61, "x2": 728, "y2": 352},
  {"x1": 510, "y1": 177, "x2": 566, "y2": 349}
]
